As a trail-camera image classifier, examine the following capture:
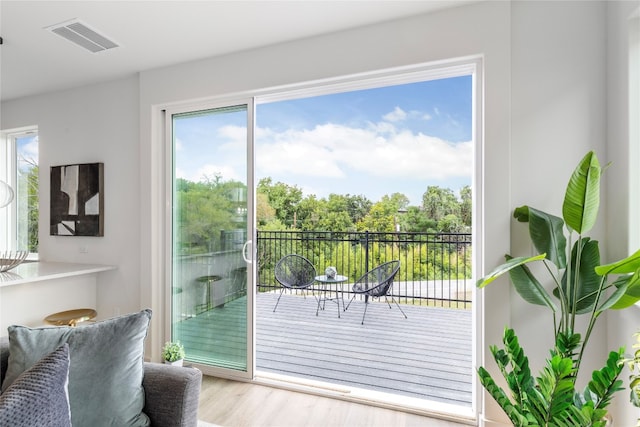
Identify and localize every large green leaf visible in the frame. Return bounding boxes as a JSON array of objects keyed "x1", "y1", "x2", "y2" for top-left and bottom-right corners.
[
  {"x1": 557, "y1": 238, "x2": 601, "y2": 314},
  {"x1": 476, "y1": 254, "x2": 547, "y2": 288},
  {"x1": 609, "y1": 270, "x2": 640, "y2": 310},
  {"x1": 562, "y1": 151, "x2": 601, "y2": 234},
  {"x1": 595, "y1": 248, "x2": 640, "y2": 276},
  {"x1": 514, "y1": 205, "x2": 567, "y2": 270},
  {"x1": 506, "y1": 255, "x2": 558, "y2": 311},
  {"x1": 597, "y1": 274, "x2": 633, "y2": 312}
]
